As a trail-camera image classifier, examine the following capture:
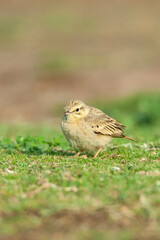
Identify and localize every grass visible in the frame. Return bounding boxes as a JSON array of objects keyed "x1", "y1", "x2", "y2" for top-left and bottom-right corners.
[{"x1": 0, "y1": 94, "x2": 160, "y2": 240}]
